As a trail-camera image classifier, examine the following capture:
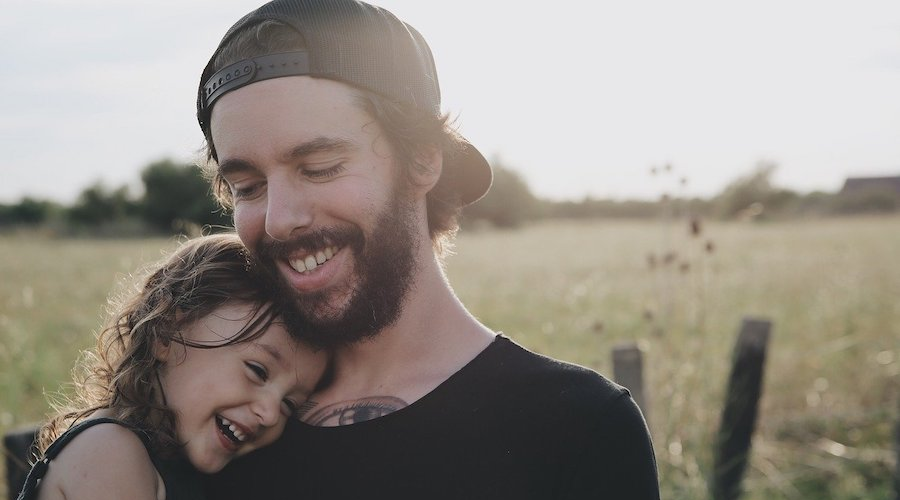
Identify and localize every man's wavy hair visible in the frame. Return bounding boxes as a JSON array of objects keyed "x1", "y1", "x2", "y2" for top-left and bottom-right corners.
[
  {"x1": 37, "y1": 233, "x2": 286, "y2": 459},
  {"x1": 198, "y1": 20, "x2": 468, "y2": 254}
]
